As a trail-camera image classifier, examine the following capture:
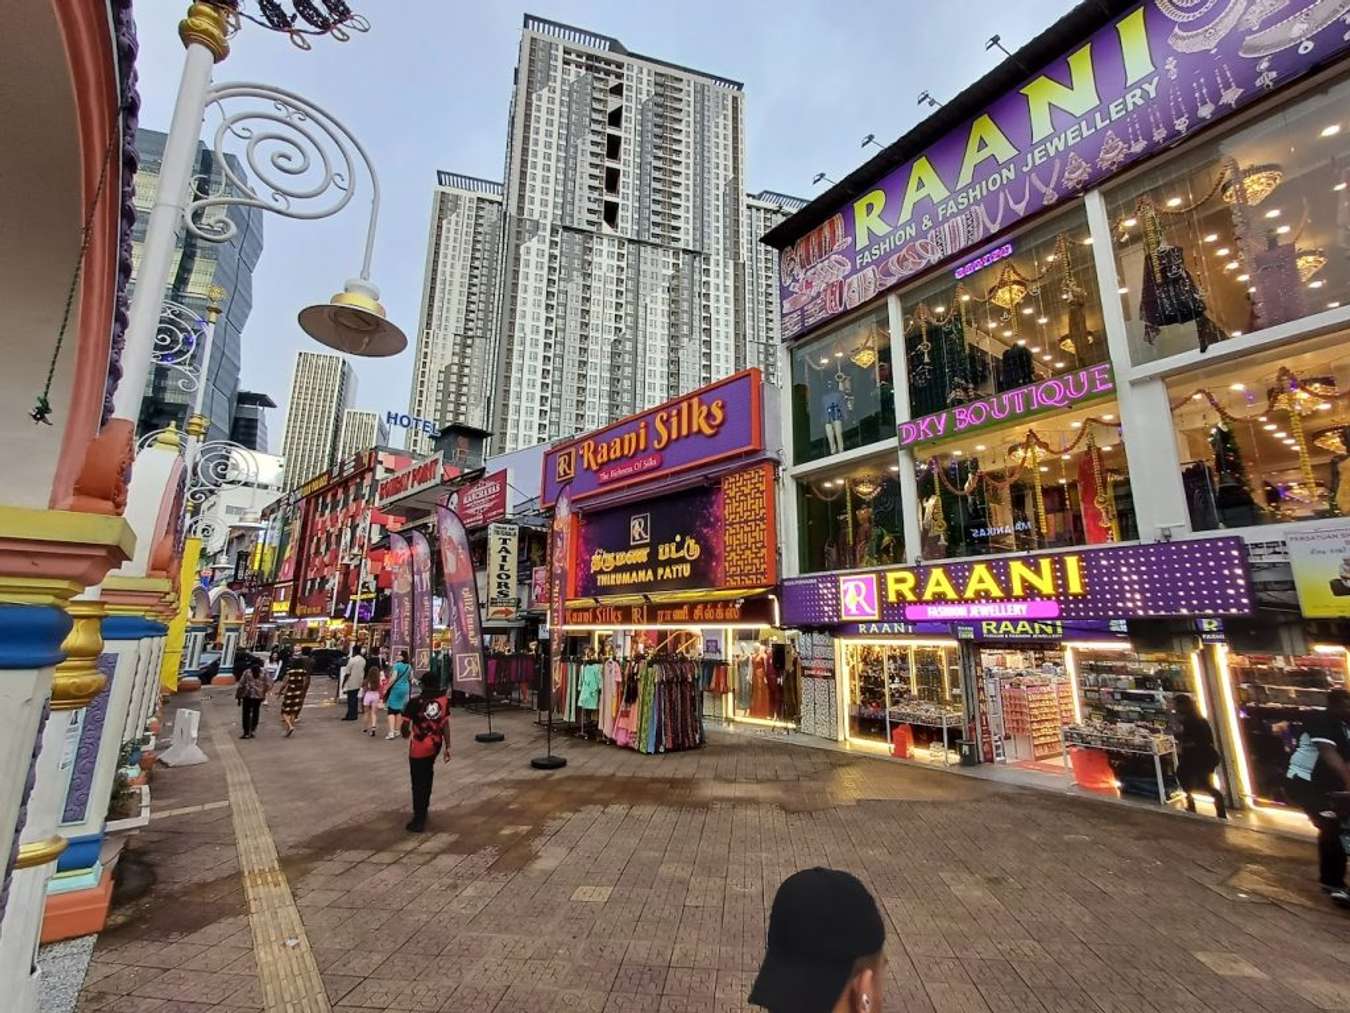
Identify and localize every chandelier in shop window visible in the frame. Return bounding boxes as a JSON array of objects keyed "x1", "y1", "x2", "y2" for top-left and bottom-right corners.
[
  {"x1": 1296, "y1": 248, "x2": 1328, "y2": 283},
  {"x1": 1220, "y1": 163, "x2": 1284, "y2": 206}
]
